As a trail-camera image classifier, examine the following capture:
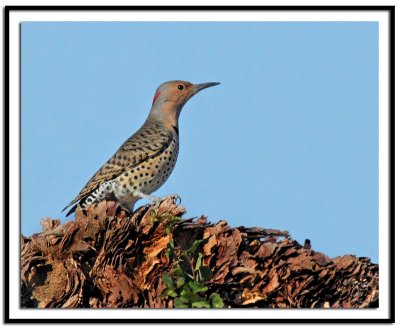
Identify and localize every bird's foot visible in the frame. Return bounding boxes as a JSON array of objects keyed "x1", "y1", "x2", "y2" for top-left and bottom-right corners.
[
  {"x1": 148, "y1": 194, "x2": 181, "y2": 208},
  {"x1": 133, "y1": 191, "x2": 181, "y2": 208},
  {"x1": 147, "y1": 196, "x2": 162, "y2": 208},
  {"x1": 165, "y1": 194, "x2": 181, "y2": 205}
]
